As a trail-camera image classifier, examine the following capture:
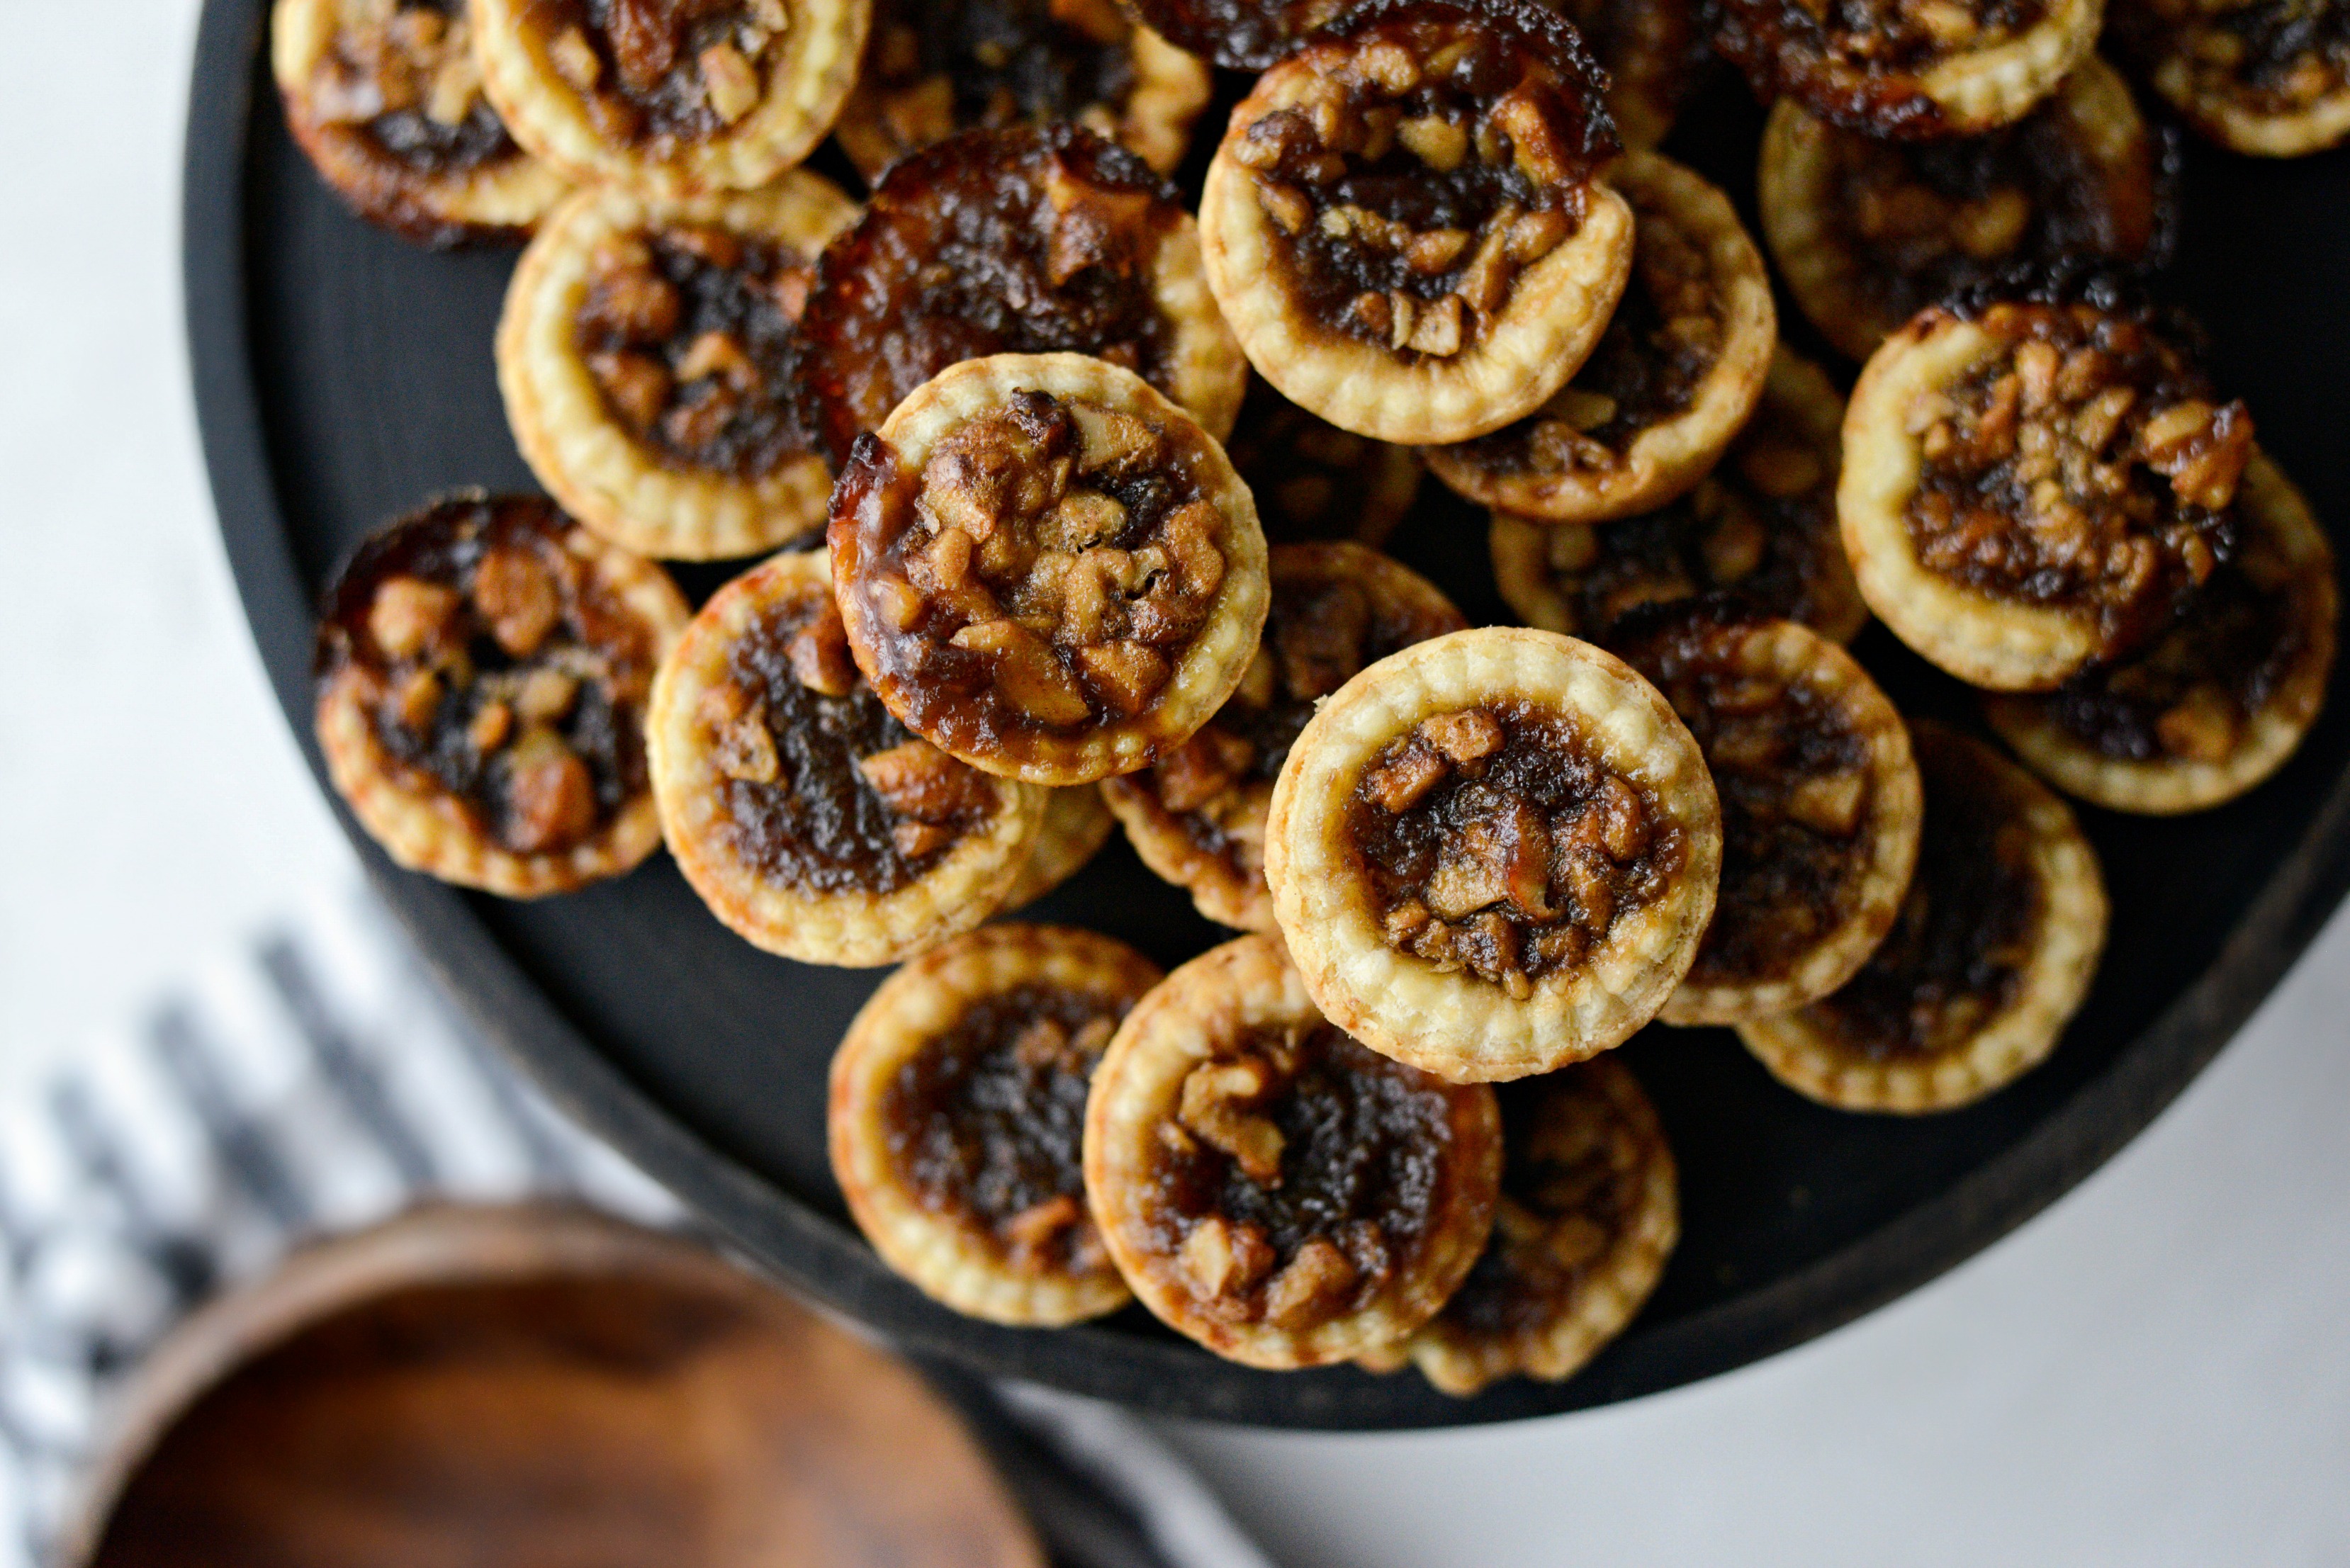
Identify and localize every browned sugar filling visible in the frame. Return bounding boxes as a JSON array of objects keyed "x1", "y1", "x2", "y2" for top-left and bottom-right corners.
[
  {"x1": 1906, "y1": 303, "x2": 2251, "y2": 659},
  {"x1": 881, "y1": 984, "x2": 1123, "y2": 1275},
  {"x1": 2144, "y1": 0, "x2": 2350, "y2": 108},
  {"x1": 1441, "y1": 191, "x2": 1722, "y2": 480},
  {"x1": 1347, "y1": 702, "x2": 1685, "y2": 993},
  {"x1": 1619, "y1": 615, "x2": 1873, "y2": 988},
  {"x1": 797, "y1": 127, "x2": 1184, "y2": 466},
  {"x1": 1223, "y1": 383, "x2": 1412, "y2": 542},
  {"x1": 1806, "y1": 741, "x2": 2043, "y2": 1059},
  {"x1": 1437, "y1": 1071, "x2": 1648, "y2": 1339},
  {"x1": 1125, "y1": 0, "x2": 1345, "y2": 69},
  {"x1": 704, "y1": 592, "x2": 996, "y2": 893},
  {"x1": 524, "y1": 0, "x2": 788, "y2": 147},
  {"x1": 575, "y1": 225, "x2": 819, "y2": 478},
  {"x1": 1733, "y1": 0, "x2": 2050, "y2": 80},
  {"x1": 1230, "y1": 13, "x2": 1604, "y2": 361},
  {"x1": 859, "y1": 0, "x2": 1142, "y2": 154},
  {"x1": 1147, "y1": 1025, "x2": 1461, "y2": 1329},
  {"x1": 303, "y1": 0, "x2": 520, "y2": 174},
  {"x1": 841, "y1": 388, "x2": 1227, "y2": 743},
  {"x1": 331, "y1": 499, "x2": 655, "y2": 855}
]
